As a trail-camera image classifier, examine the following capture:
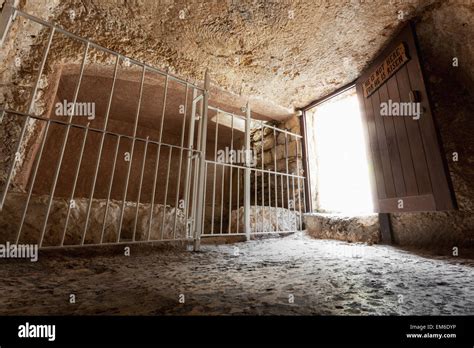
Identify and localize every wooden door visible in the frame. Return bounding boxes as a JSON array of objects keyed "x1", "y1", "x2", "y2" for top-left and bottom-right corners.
[{"x1": 356, "y1": 23, "x2": 456, "y2": 213}]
